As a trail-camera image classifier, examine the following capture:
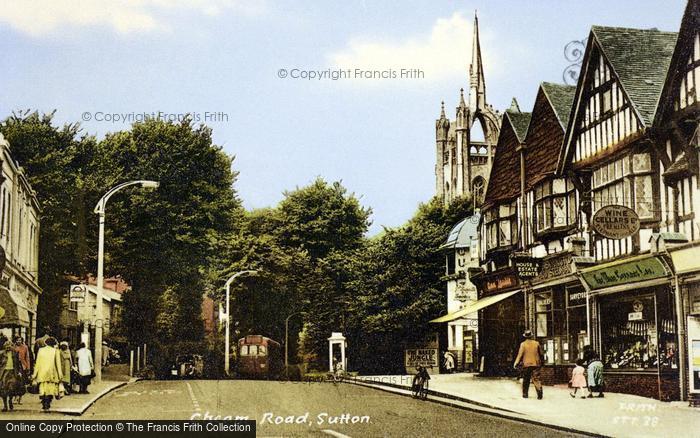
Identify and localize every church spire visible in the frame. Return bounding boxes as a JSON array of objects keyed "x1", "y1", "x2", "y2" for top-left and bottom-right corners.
[
  {"x1": 440, "y1": 100, "x2": 446, "y2": 118},
  {"x1": 469, "y1": 11, "x2": 486, "y2": 112}
]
